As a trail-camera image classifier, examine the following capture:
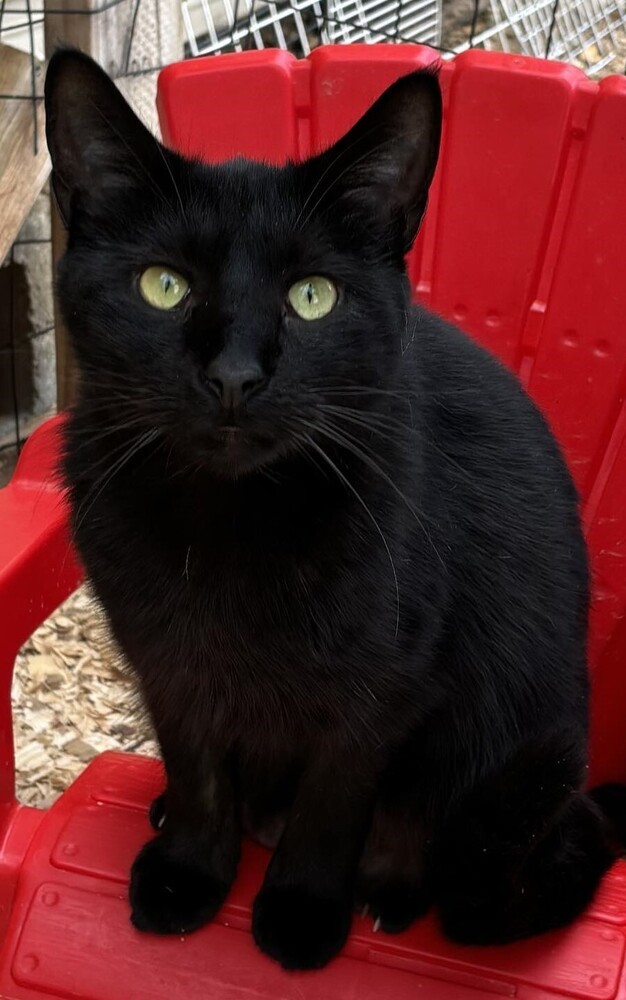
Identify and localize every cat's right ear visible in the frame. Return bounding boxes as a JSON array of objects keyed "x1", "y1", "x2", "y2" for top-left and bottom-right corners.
[
  {"x1": 302, "y1": 69, "x2": 442, "y2": 257},
  {"x1": 45, "y1": 49, "x2": 170, "y2": 226}
]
